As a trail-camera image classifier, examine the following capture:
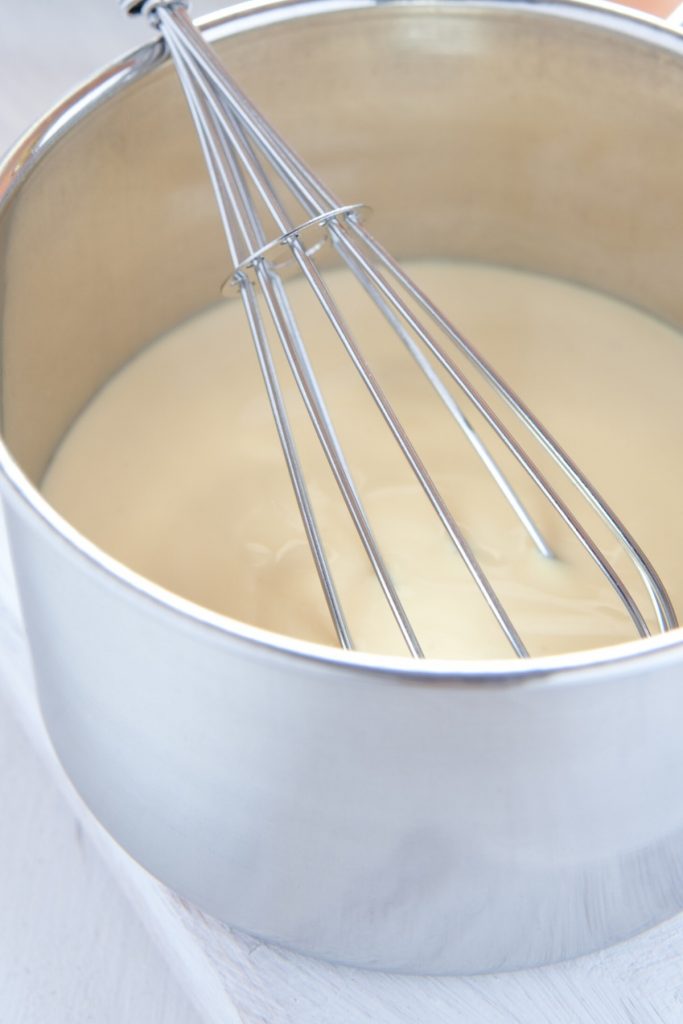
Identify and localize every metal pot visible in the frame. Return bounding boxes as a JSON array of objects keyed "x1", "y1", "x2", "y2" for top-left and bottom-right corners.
[{"x1": 2, "y1": 0, "x2": 683, "y2": 975}]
